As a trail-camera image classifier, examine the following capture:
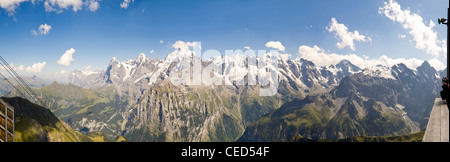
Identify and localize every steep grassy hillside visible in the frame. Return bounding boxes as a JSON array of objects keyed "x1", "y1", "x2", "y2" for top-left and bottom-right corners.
[
  {"x1": 2, "y1": 97, "x2": 117, "y2": 142},
  {"x1": 2, "y1": 97, "x2": 90, "y2": 142}
]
